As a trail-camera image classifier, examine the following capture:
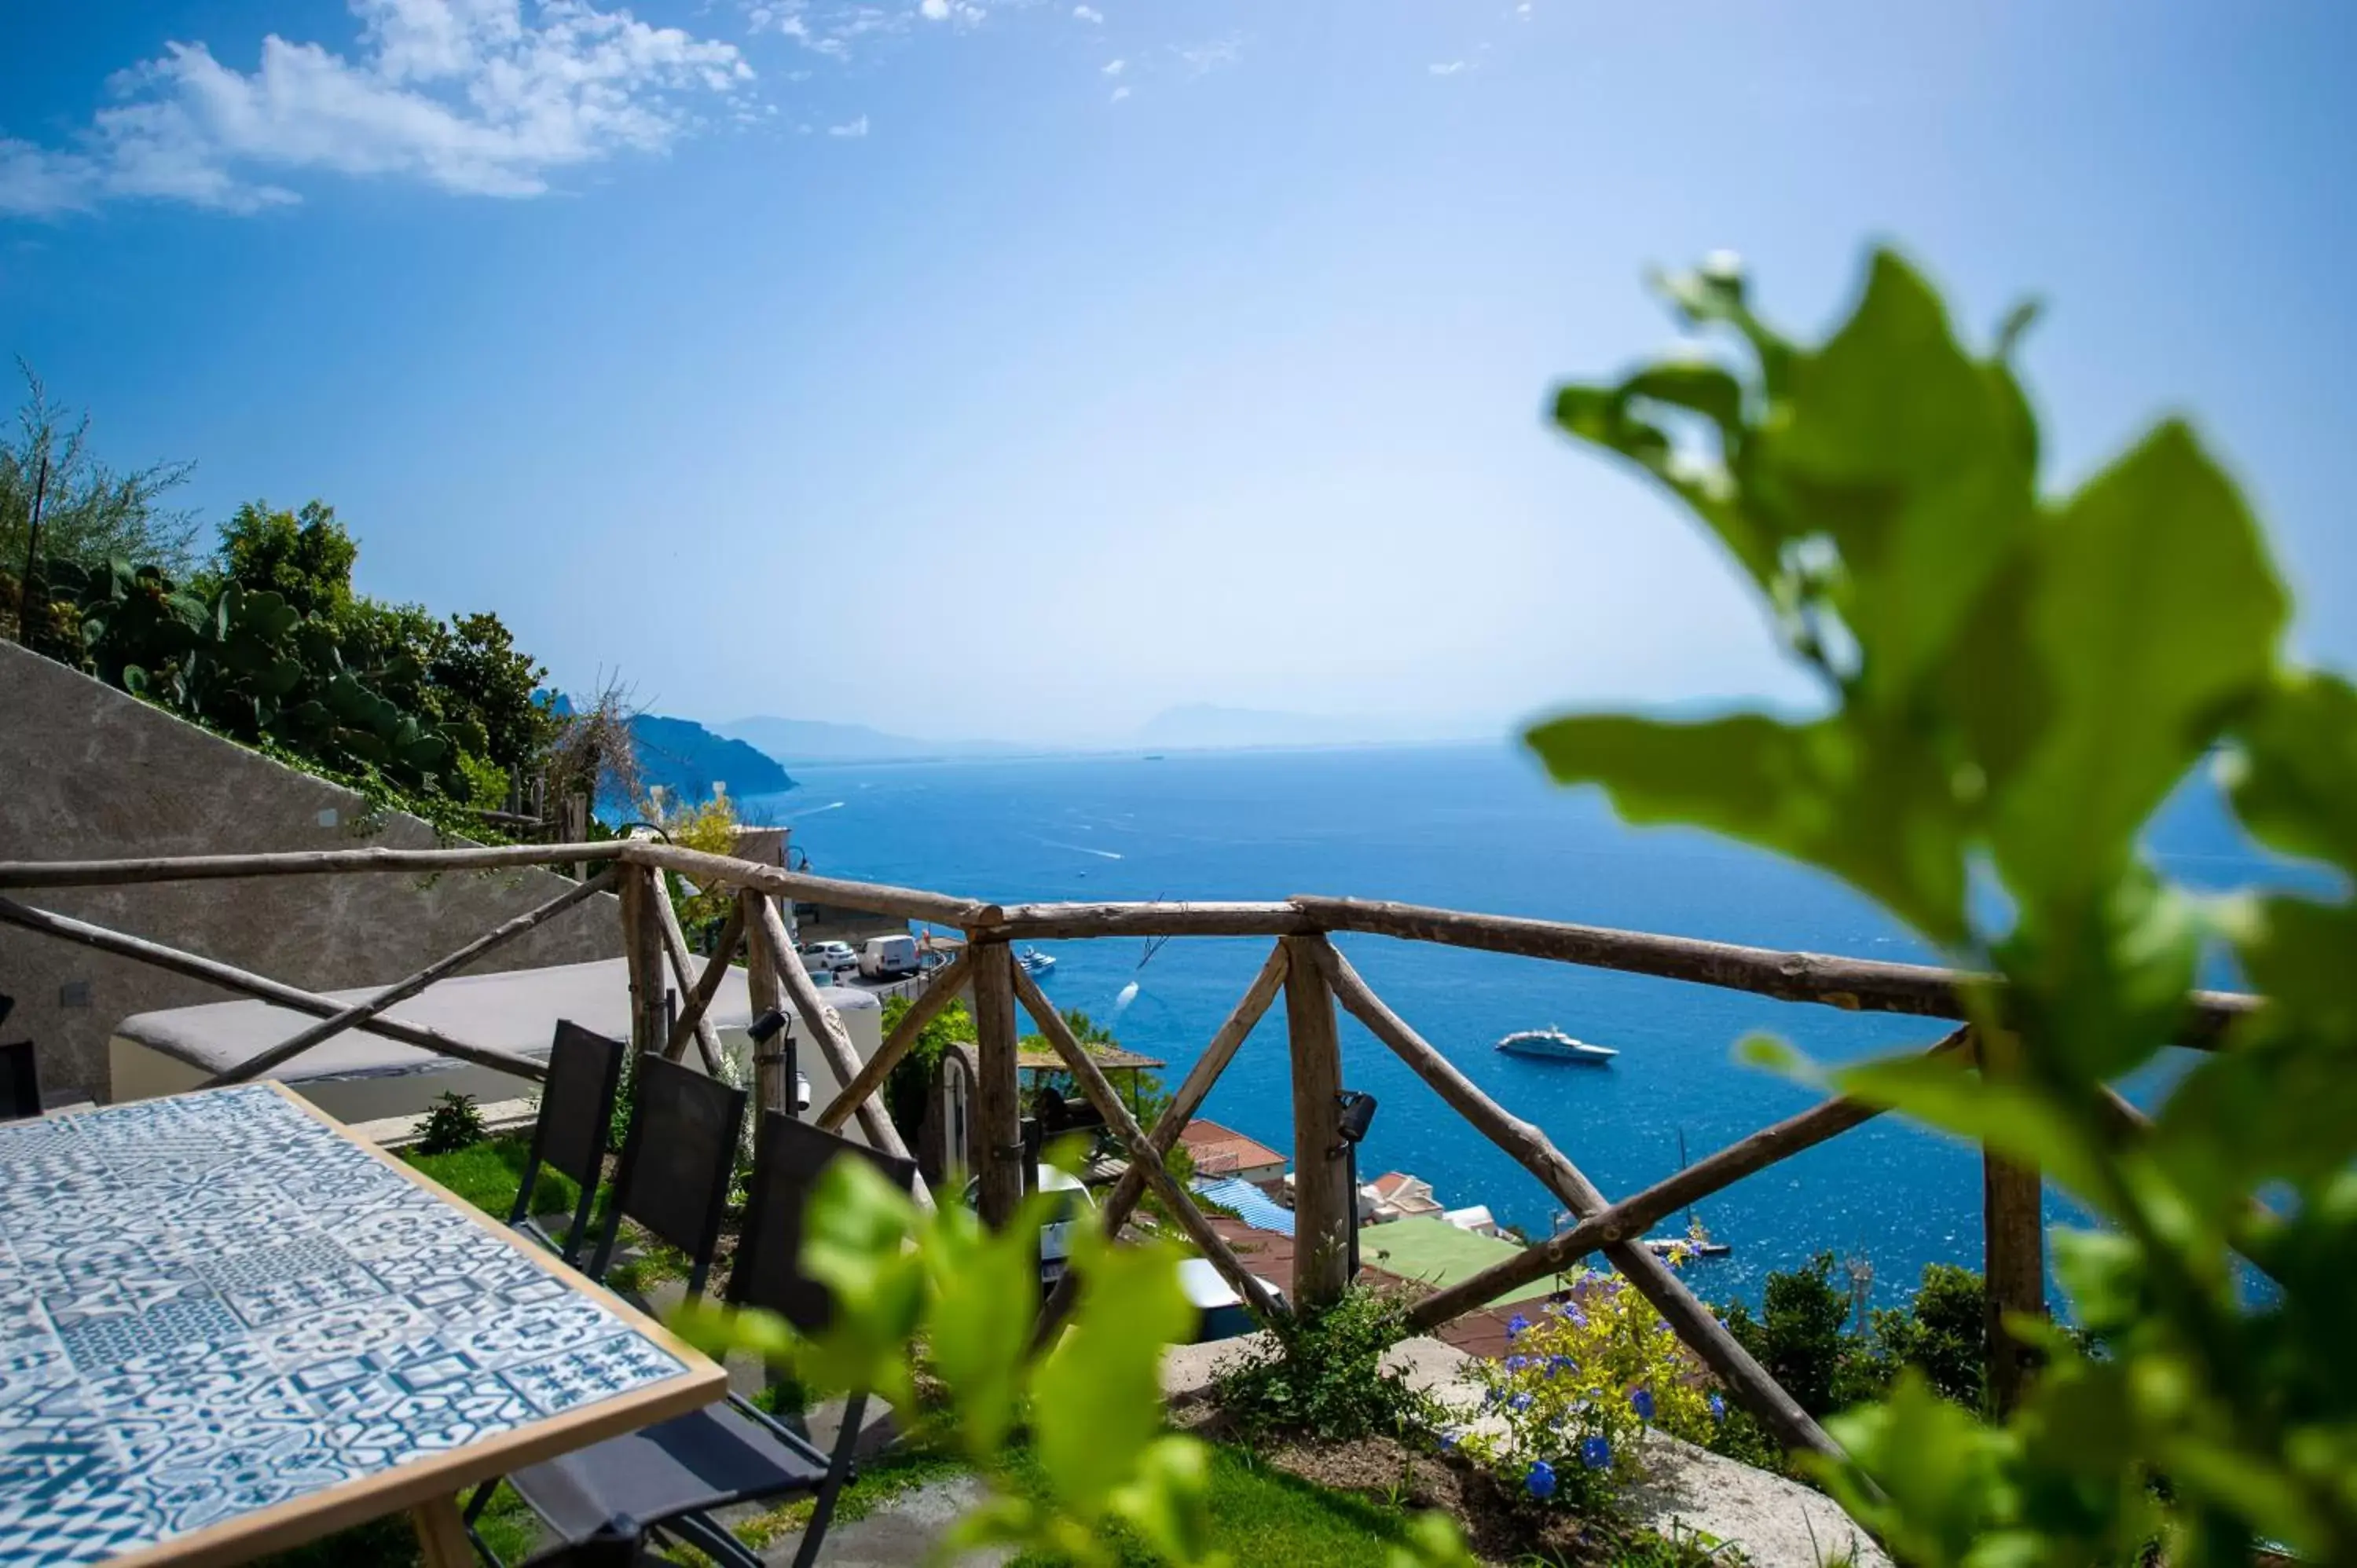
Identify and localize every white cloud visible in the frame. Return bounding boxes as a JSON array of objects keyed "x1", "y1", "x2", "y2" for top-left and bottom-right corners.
[
  {"x1": 1, "y1": 0, "x2": 751, "y2": 214},
  {"x1": 1171, "y1": 32, "x2": 1241, "y2": 77},
  {"x1": 1109, "y1": 84, "x2": 1130, "y2": 102},
  {"x1": 1102, "y1": 58, "x2": 1124, "y2": 75},
  {"x1": 1072, "y1": 4, "x2": 1102, "y2": 20},
  {"x1": 1428, "y1": 60, "x2": 1469, "y2": 75},
  {"x1": 920, "y1": 0, "x2": 949, "y2": 16},
  {"x1": 828, "y1": 113, "x2": 869, "y2": 136}
]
